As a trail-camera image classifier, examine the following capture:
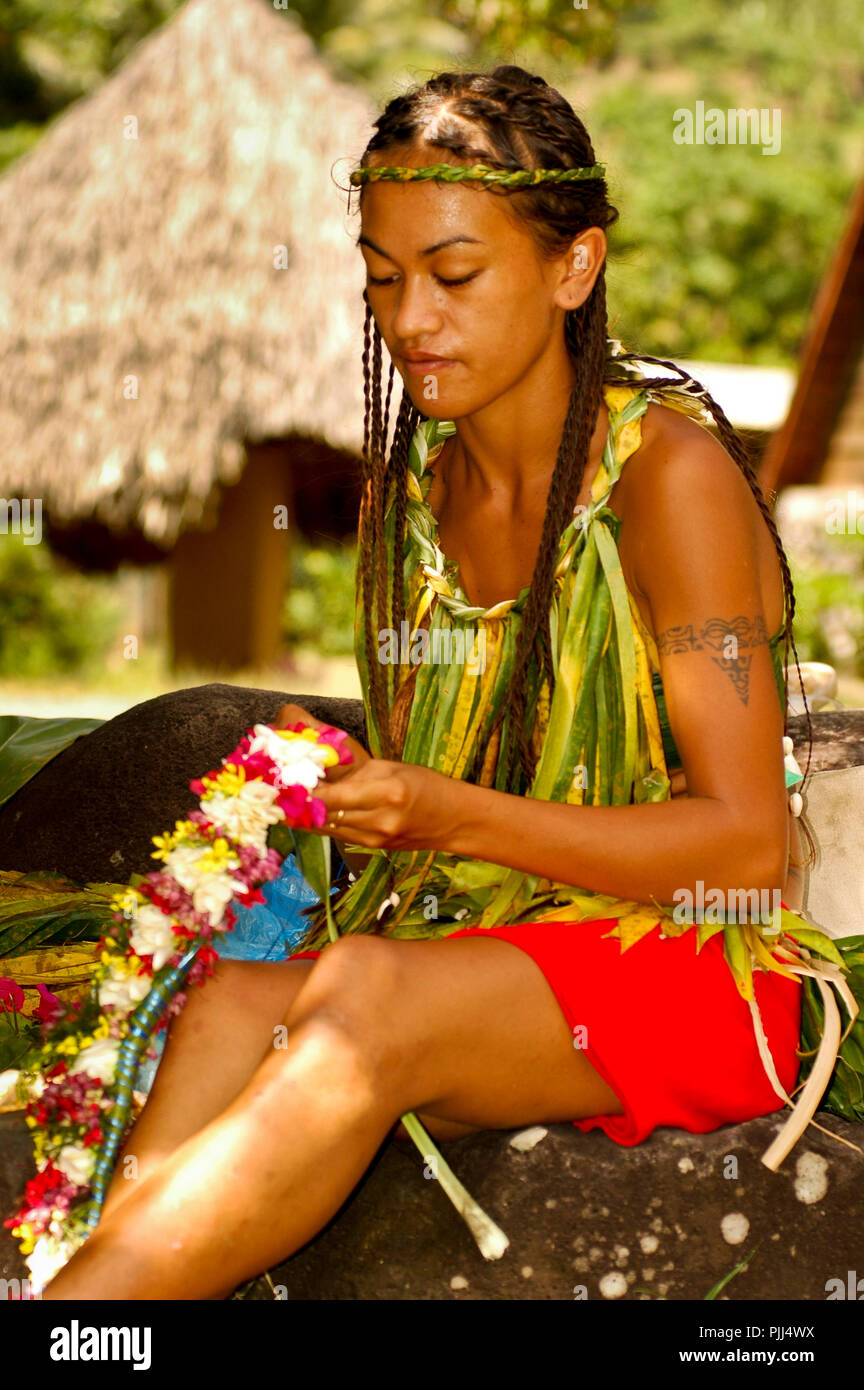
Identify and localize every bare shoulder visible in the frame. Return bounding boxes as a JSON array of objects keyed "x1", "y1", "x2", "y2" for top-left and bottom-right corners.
[
  {"x1": 615, "y1": 397, "x2": 764, "y2": 597},
  {"x1": 632, "y1": 398, "x2": 754, "y2": 504}
]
